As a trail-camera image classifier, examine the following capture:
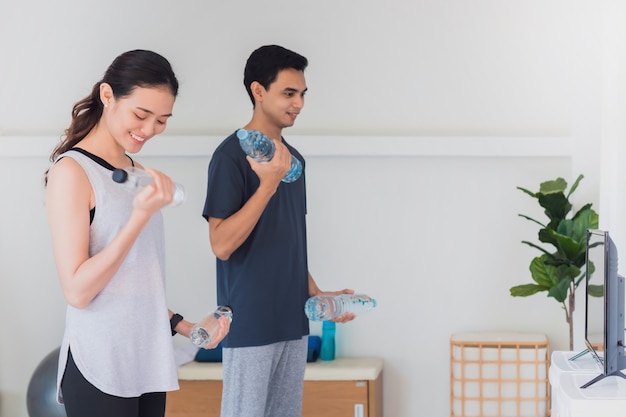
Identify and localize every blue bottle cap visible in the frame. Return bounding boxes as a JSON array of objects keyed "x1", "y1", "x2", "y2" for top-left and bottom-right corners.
[
  {"x1": 322, "y1": 320, "x2": 336, "y2": 330},
  {"x1": 236, "y1": 129, "x2": 248, "y2": 140},
  {"x1": 112, "y1": 168, "x2": 129, "y2": 183}
]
